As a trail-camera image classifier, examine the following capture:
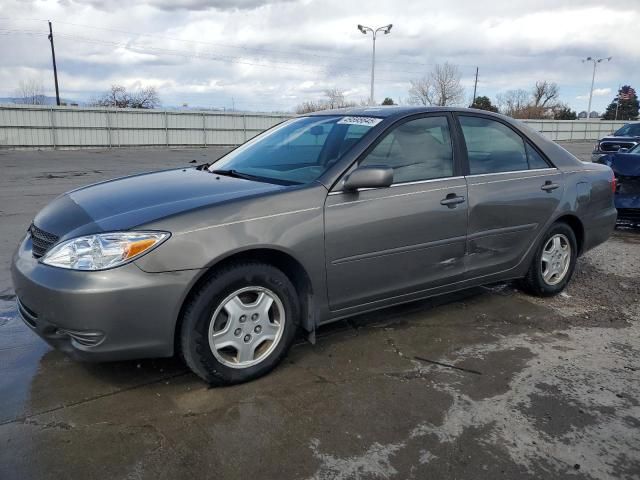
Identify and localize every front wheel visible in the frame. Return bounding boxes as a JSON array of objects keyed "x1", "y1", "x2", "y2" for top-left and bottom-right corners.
[
  {"x1": 180, "y1": 262, "x2": 300, "y2": 385},
  {"x1": 519, "y1": 222, "x2": 578, "y2": 297}
]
